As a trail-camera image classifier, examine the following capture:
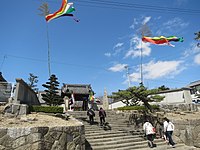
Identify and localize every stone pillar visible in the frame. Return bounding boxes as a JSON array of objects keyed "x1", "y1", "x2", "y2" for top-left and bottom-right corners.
[
  {"x1": 103, "y1": 89, "x2": 109, "y2": 110},
  {"x1": 64, "y1": 96, "x2": 69, "y2": 112}
]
